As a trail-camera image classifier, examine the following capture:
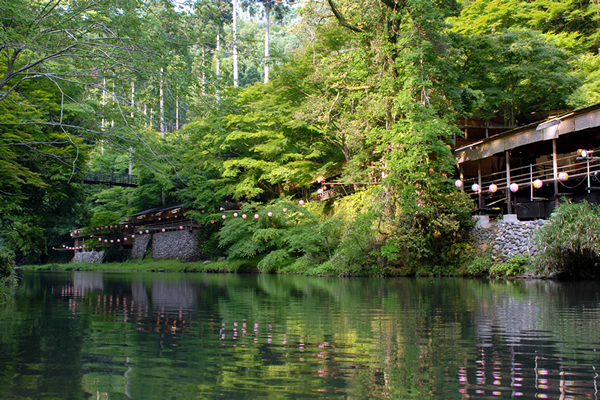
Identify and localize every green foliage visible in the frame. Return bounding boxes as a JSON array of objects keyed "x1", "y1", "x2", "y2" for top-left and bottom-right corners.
[
  {"x1": 0, "y1": 252, "x2": 17, "y2": 304},
  {"x1": 217, "y1": 200, "x2": 342, "y2": 272},
  {"x1": 533, "y1": 200, "x2": 600, "y2": 279},
  {"x1": 490, "y1": 254, "x2": 530, "y2": 277},
  {"x1": 90, "y1": 211, "x2": 122, "y2": 227},
  {"x1": 465, "y1": 256, "x2": 493, "y2": 276}
]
